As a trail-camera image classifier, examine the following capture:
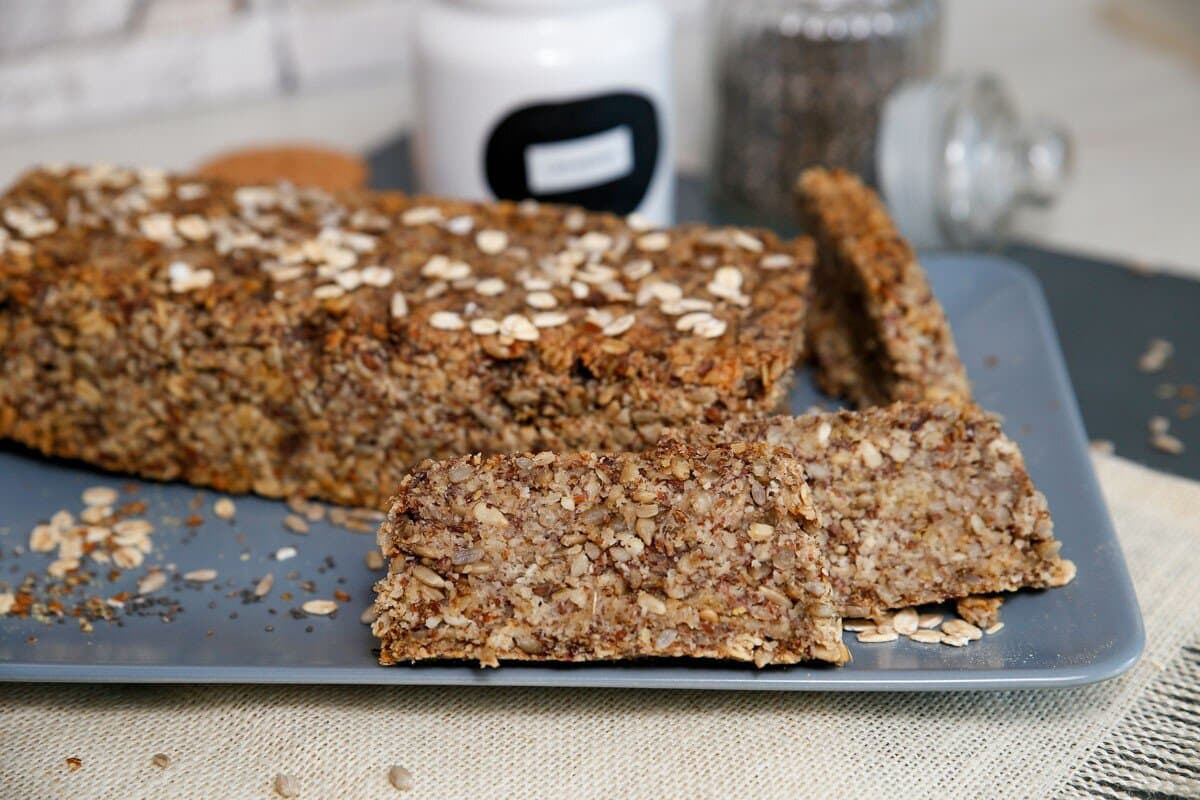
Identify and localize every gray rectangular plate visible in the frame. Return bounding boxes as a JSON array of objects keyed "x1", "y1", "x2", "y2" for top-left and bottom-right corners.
[{"x1": 0, "y1": 254, "x2": 1144, "y2": 690}]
